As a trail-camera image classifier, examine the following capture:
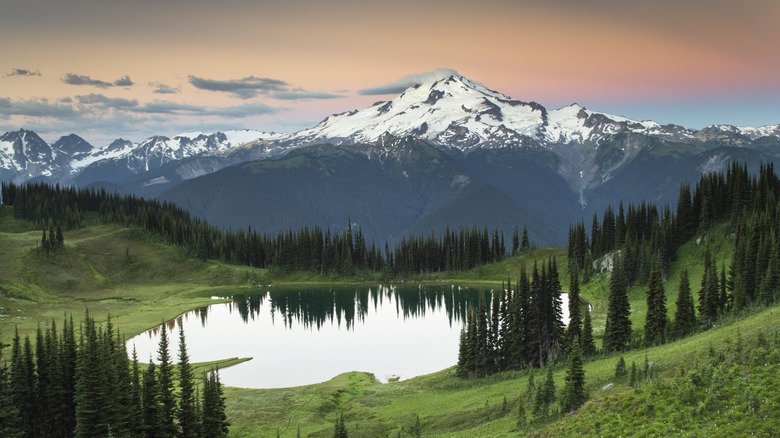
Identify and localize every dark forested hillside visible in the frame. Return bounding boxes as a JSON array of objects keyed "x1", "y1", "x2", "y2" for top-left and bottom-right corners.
[
  {"x1": 158, "y1": 139, "x2": 563, "y2": 246},
  {"x1": 1, "y1": 181, "x2": 522, "y2": 278}
]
